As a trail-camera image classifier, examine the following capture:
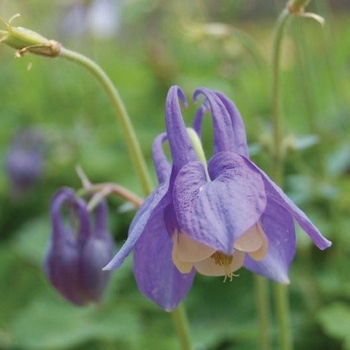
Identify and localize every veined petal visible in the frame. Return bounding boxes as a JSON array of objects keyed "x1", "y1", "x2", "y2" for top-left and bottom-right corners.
[
  {"x1": 244, "y1": 197, "x2": 296, "y2": 283},
  {"x1": 166, "y1": 86, "x2": 197, "y2": 172},
  {"x1": 193, "y1": 88, "x2": 235, "y2": 154},
  {"x1": 194, "y1": 250, "x2": 245, "y2": 277},
  {"x1": 245, "y1": 157, "x2": 332, "y2": 250},
  {"x1": 103, "y1": 181, "x2": 171, "y2": 270},
  {"x1": 134, "y1": 213, "x2": 195, "y2": 311},
  {"x1": 214, "y1": 91, "x2": 249, "y2": 157},
  {"x1": 173, "y1": 154, "x2": 266, "y2": 254}
]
